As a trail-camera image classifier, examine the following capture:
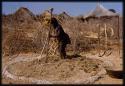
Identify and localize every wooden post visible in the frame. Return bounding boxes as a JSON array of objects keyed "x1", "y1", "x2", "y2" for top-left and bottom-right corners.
[
  {"x1": 117, "y1": 16, "x2": 120, "y2": 57},
  {"x1": 104, "y1": 23, "x2": 108, "y2": 50}
]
